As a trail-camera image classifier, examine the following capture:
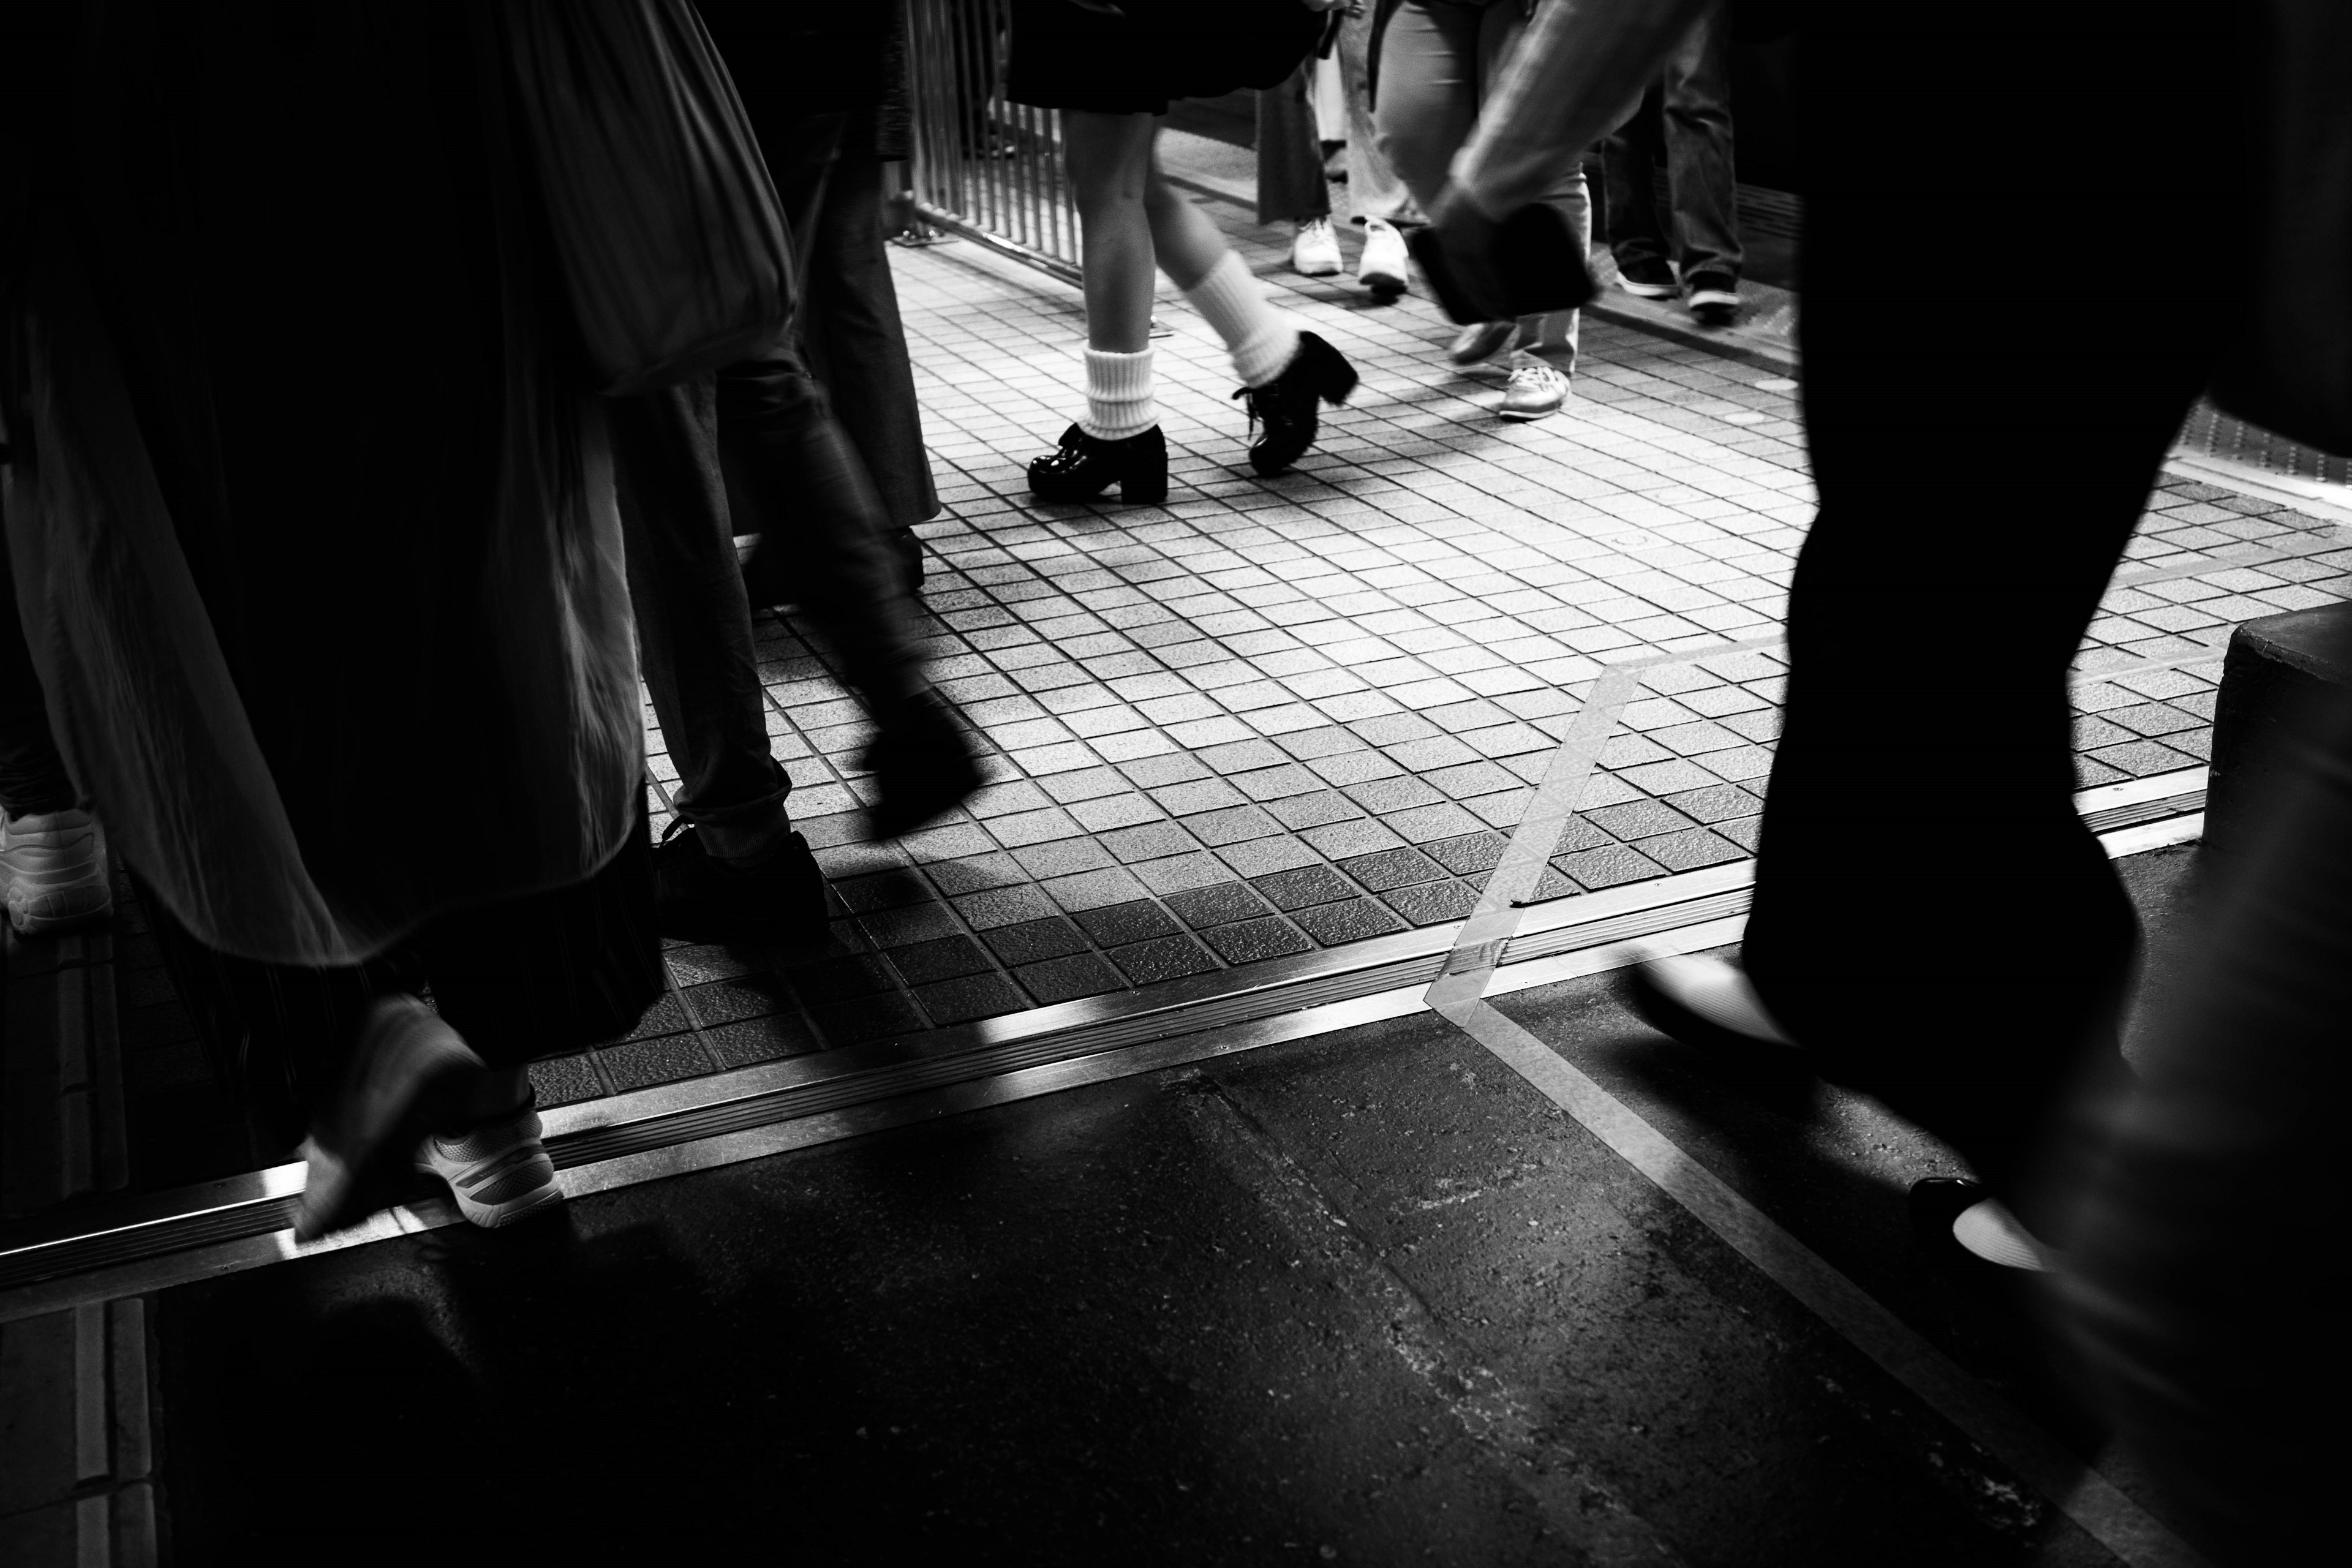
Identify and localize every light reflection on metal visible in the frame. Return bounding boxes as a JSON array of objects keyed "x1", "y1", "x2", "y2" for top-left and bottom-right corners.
[
  {"x1": 0, "y1": 770, "x2": 2207, "y2": 1316},
  {"x1": 901, "y1": 0, "x2": 1084, "y2": 285}
]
